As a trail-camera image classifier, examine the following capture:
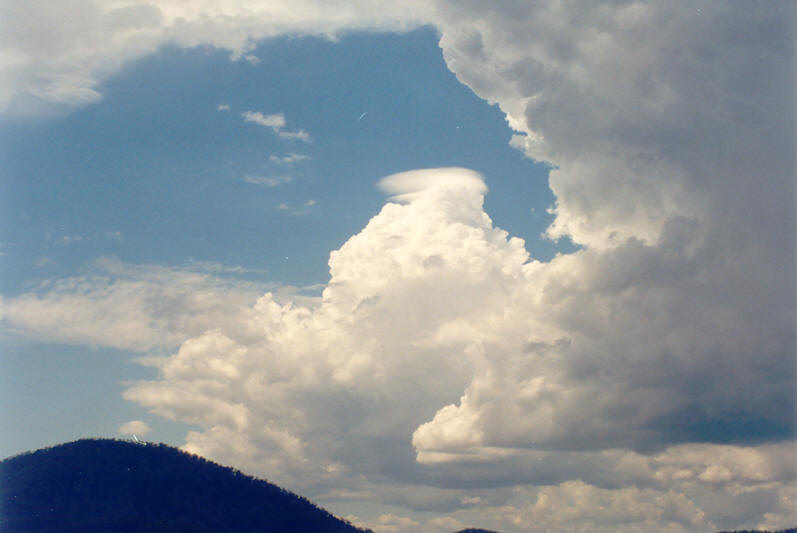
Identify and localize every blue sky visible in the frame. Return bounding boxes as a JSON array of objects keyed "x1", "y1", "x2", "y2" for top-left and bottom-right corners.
[
  {"x1": 1, "y1": 29, "x2": 560, "y2": 297},
  {"x1": 1, "y1": 3, "x2": 793, "y2": 533}
]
